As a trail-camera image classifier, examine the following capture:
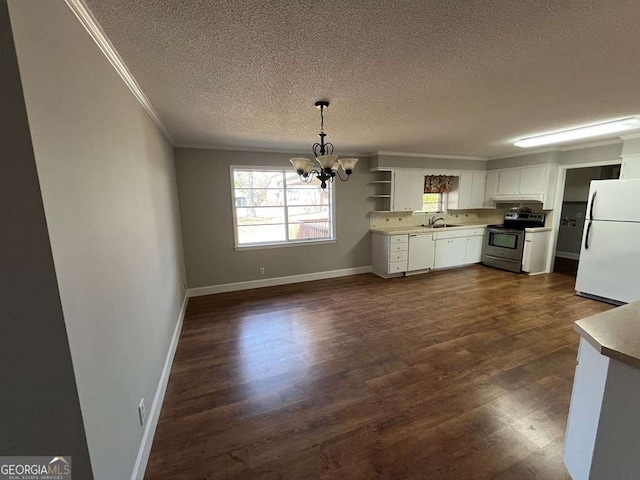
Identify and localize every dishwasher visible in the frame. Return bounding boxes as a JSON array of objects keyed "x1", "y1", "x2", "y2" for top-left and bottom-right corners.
[{"x1": 407, "y1": 233, "x2": 435, "y2": 272}]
